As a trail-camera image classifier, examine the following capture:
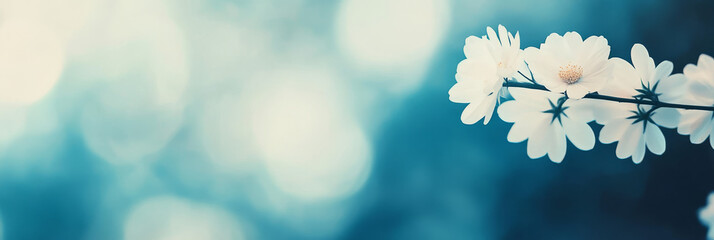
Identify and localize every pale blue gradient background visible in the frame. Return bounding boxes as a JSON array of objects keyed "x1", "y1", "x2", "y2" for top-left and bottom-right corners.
[{"x1": 0, "y1": 0, "x2": 712, "y2": 239}]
